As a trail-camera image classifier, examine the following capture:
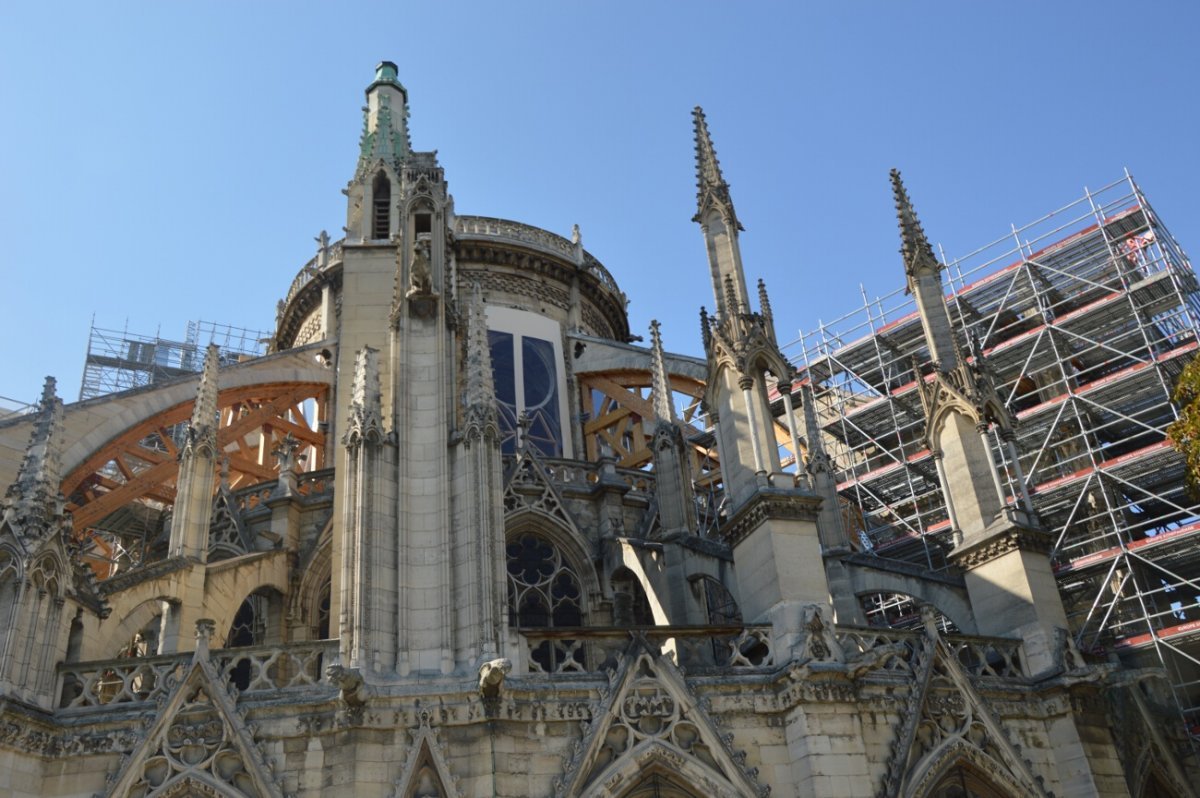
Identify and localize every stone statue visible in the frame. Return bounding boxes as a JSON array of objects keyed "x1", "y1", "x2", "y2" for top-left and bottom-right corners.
[{"x1": 409, "y1": 239, "x2": 433, "y2": 296}]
